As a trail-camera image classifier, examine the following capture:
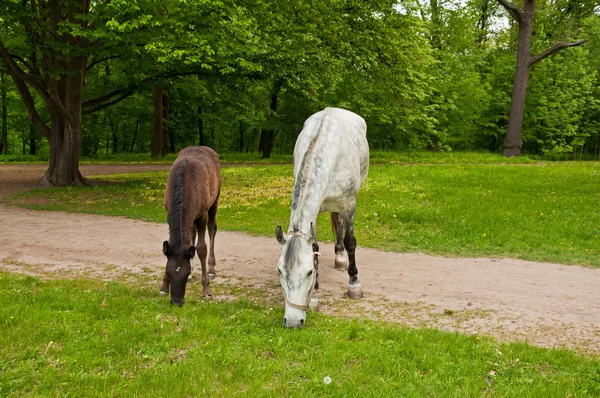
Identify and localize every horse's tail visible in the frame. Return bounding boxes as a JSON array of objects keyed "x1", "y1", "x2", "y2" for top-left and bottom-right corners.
[{"x1": 167, "y1": 164, "x2": 186, "y2": 250}]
